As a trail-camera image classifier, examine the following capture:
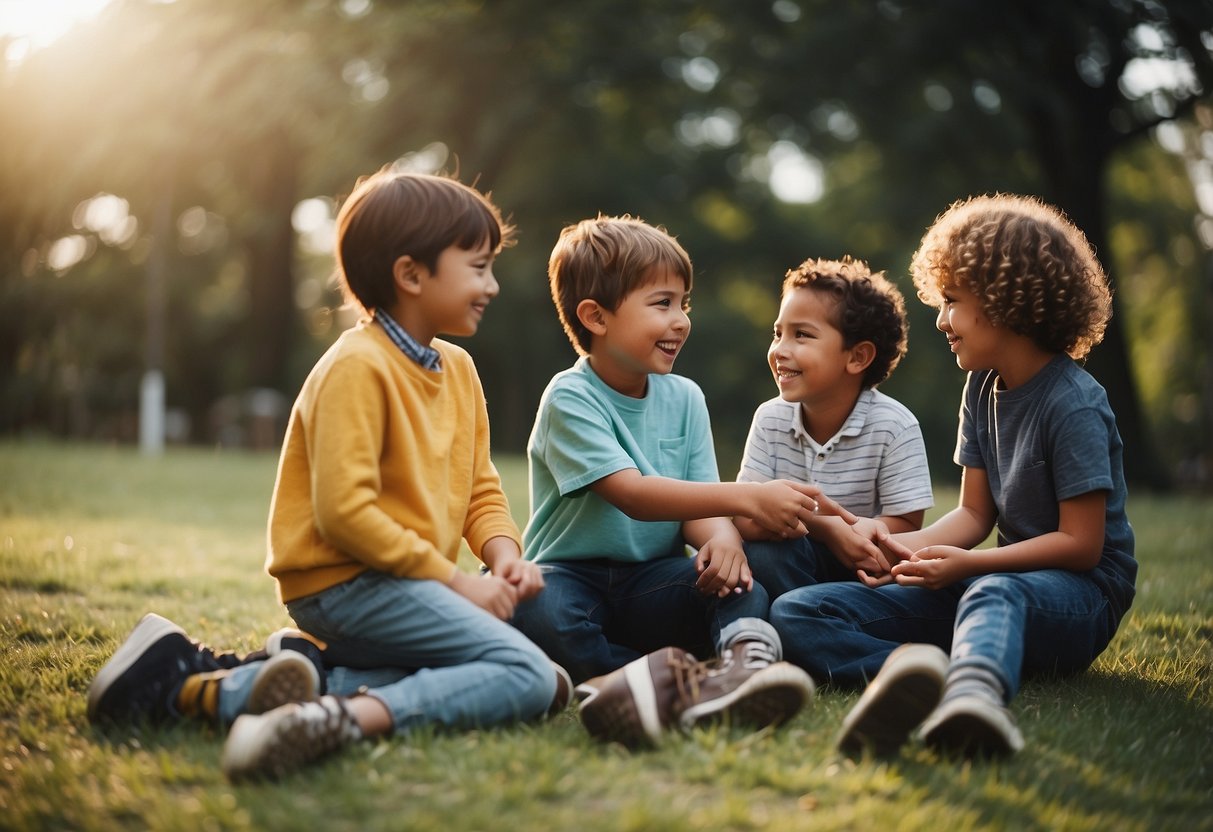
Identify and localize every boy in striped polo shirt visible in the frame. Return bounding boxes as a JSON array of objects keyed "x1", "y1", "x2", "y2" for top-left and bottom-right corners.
[{"x1": 736, "y1": 256, "x2": 933, "y2": 598}]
